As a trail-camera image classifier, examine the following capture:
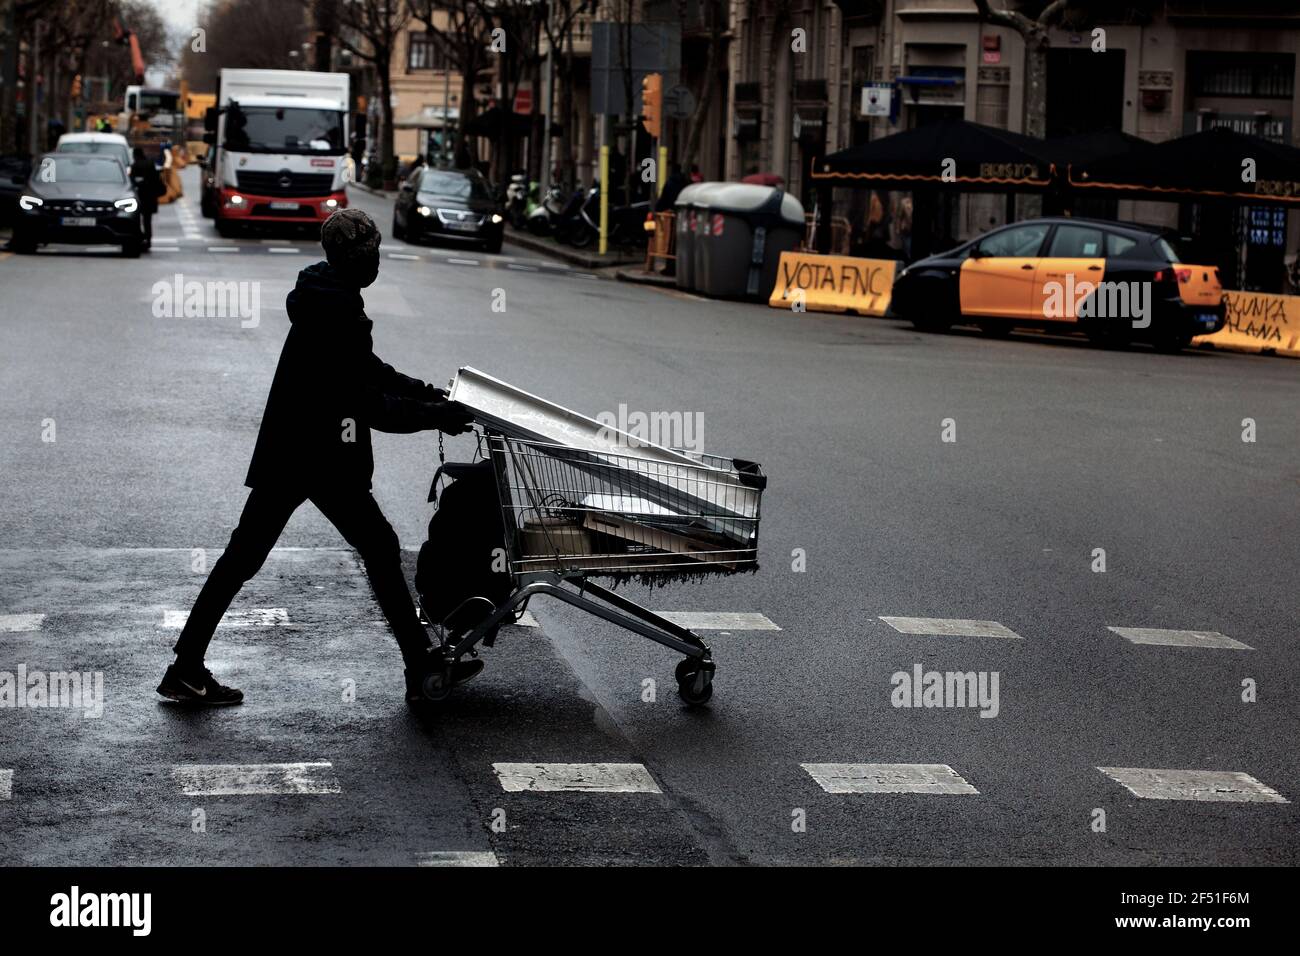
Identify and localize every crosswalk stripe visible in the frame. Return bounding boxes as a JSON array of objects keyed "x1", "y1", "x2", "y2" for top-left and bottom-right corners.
[
  {"x1": 0, "y1": 769, "x2": 12, "y2": 800},
  {"x1": 161, "y1": 608, "x2": 289, "y2": 628},
  {"x1": 388, "y1": 253, "x2": 420, "y2": 260},
  {"x1": 171, "y1": 762, "x2": 341, "y2": 796},
  {"x1": 880, "y1": 616, "x2": 1023, "y2": 640},
  {"x1": 415, "y1": 850, "x2": 500, "y2": 867},
  {"x1": 493, "y1": 762, "x2": 661, "y2": 794},
  {"x1": 1098, "y1": 768, "x2": 1288, "y2": 803},
  {"x1": 655, "y1": 612, "x2": 779, "y2": 631},
  {"x1": 446, "y1": 257, "x2": 480, "y2": 266},
  {"x1": 1107, "y1": 627, "x2": 1252, "y2": 650},
  {"x1": 802, "y1": 763, "x2": 979, "y2": 795},
  {"x1": 0, "y1": 613, "x2": 45, "y2": 632},
  {"x1": 267, "y1": 247, "x2": 303, "y2": 254},
  {"x1": 208, "y1": 247, "x2": 238, "y2": 253}
]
